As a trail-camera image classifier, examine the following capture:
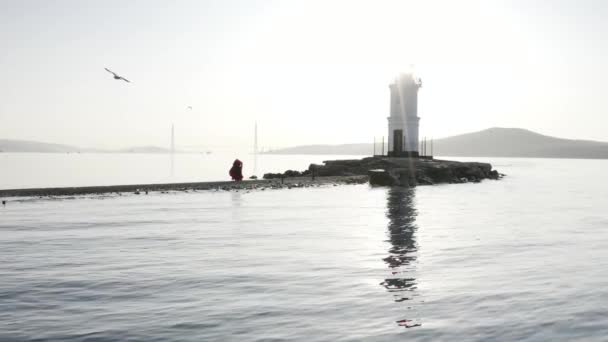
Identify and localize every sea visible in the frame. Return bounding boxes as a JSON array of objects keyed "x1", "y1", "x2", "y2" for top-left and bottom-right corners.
[{"x1": 1, "y1": 153, "x2": 607, "y2": 341}]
